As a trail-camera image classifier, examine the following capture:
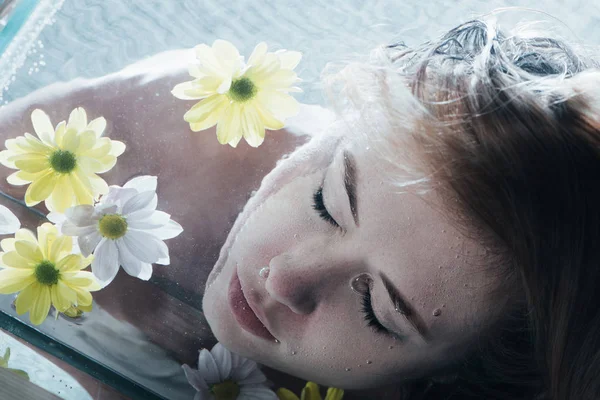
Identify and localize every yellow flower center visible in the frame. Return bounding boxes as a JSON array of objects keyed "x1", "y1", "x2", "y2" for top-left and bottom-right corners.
[
  {"x1": 228, "y1": 77, "x2": 256, "y2": 102},
  {"x1": 35, "y1": 260, "x2": 60, "y2": 286},
  {"x1": 210, "y1": 380, "x2": 240, "y2": 400},
  {"x1": 49, "y1": 150, "x2": 77, "y2": 174},
  {"x1": 98, "y1": 214, "x2": 128, "y2": 239}
]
